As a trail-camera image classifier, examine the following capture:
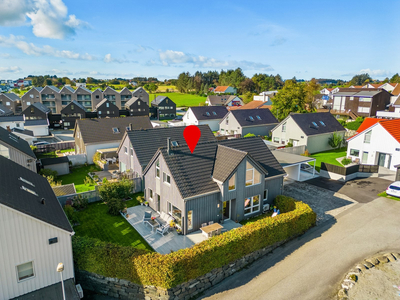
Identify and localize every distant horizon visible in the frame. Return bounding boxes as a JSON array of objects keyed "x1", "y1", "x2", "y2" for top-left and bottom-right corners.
[{"x1": 0, "y1": 0, "x2": 398, "y2": 81}]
